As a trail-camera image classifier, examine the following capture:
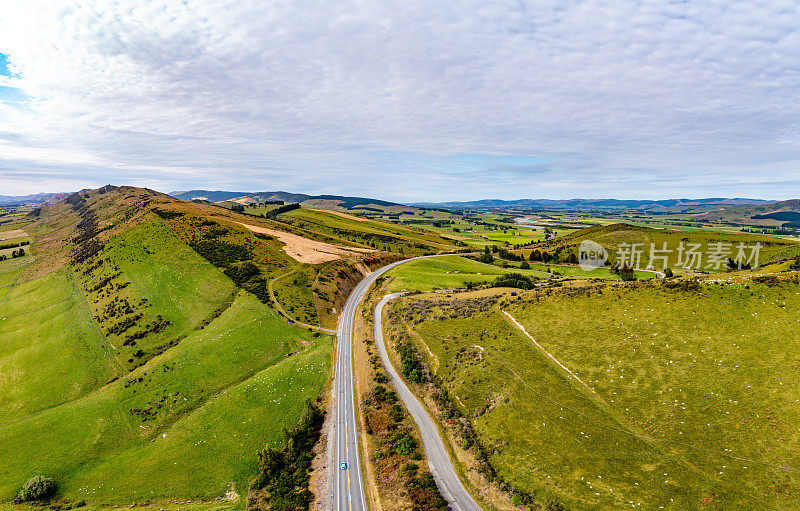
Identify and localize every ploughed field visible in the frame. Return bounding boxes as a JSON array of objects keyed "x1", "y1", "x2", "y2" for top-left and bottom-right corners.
[{"x1": 397, "y1": 277, "x2": 800, "y2": 509}]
